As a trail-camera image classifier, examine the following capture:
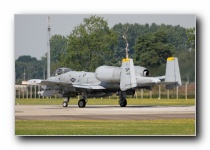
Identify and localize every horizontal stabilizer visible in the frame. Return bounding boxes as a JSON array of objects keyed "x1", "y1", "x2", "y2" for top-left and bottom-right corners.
[
  {"x1": 155, "y1": 76, "x2": 165, "y2": 82},
  {"x1": 165, "y1": 57, "x2": 182, "y2": 89}
]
